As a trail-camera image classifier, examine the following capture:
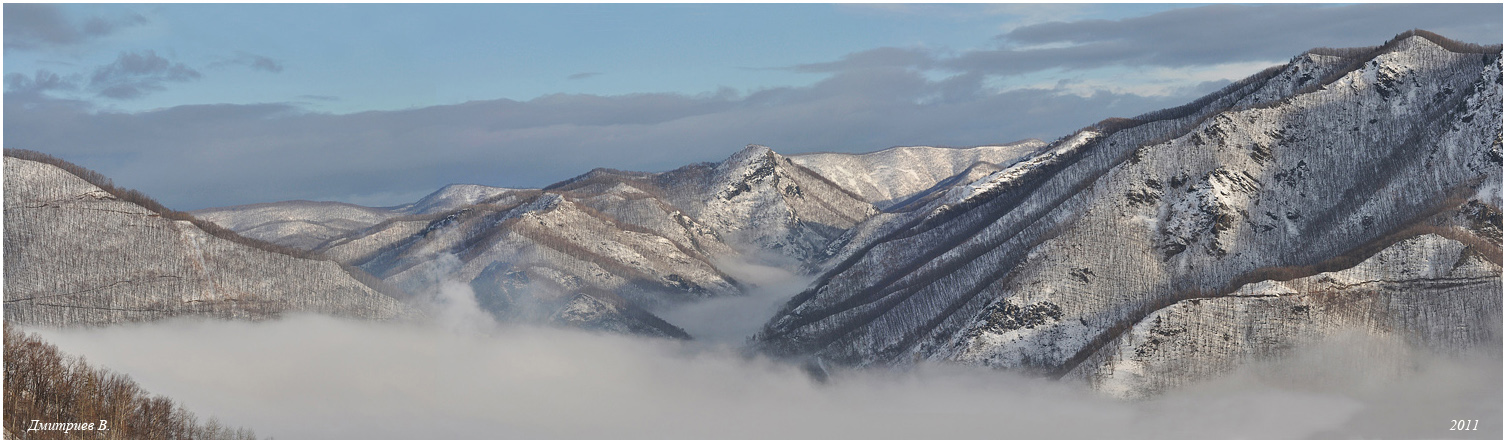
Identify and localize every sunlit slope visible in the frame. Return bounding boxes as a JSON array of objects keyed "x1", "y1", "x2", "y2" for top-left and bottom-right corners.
[{"x1": 755, "y1": 32, "x2": 1503, "y2": 388}]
